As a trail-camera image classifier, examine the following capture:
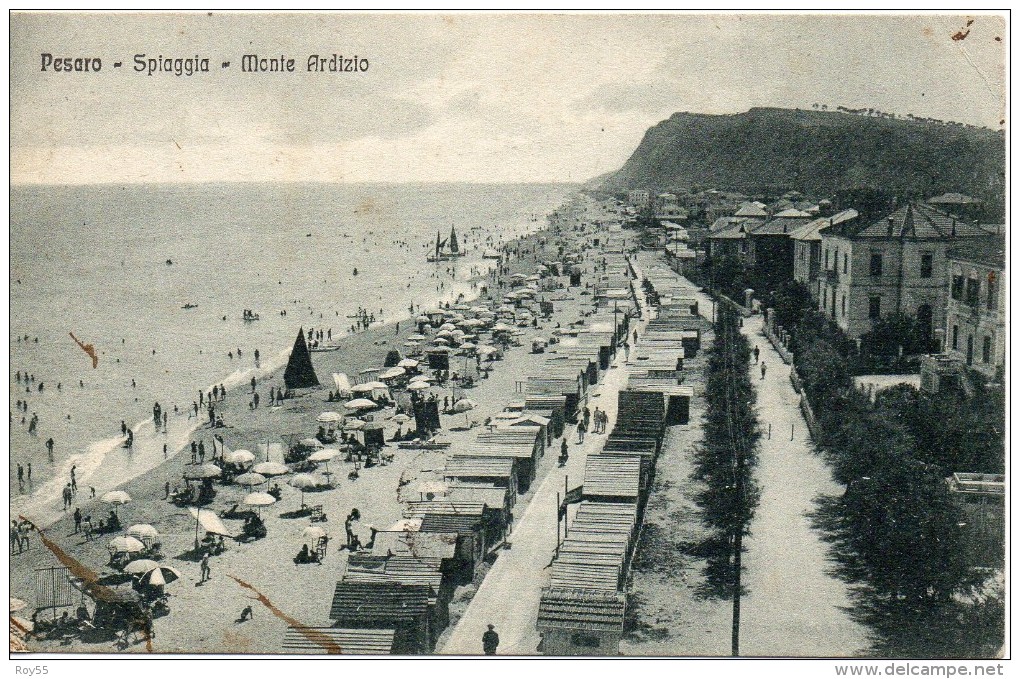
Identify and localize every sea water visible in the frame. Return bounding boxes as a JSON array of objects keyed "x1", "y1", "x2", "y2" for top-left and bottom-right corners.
[{"x1": 10, "y1": 182, "x2": 575, "y2": 523}]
